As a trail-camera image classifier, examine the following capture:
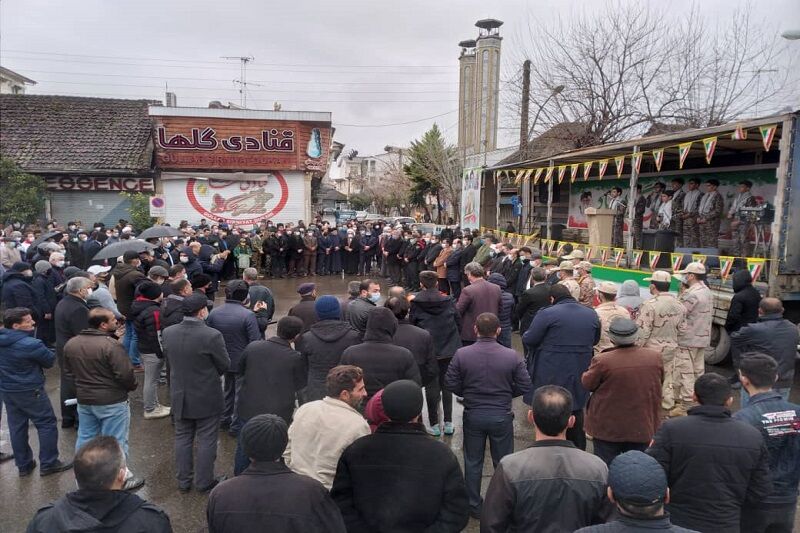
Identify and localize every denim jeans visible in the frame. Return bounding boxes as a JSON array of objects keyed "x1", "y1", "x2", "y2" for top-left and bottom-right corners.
[
  {"x1": 76, "y1": 400, "x2": 130, "y2": 456},
  {"x1": 141, "y1": 353, "x2": 164, "y2": 412},
  {"x1": 741, "y1": 387, "x2": 791, "y2": 408},
  {"x1": 462, "y1": 411, "x2": 514, "y2": 512},
  {"x1": 122, "y1": 321, "x2": 141, "y2": 366},
  {"x1": 3, "y1": 388, "x2": 60, "y2": 471}
]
